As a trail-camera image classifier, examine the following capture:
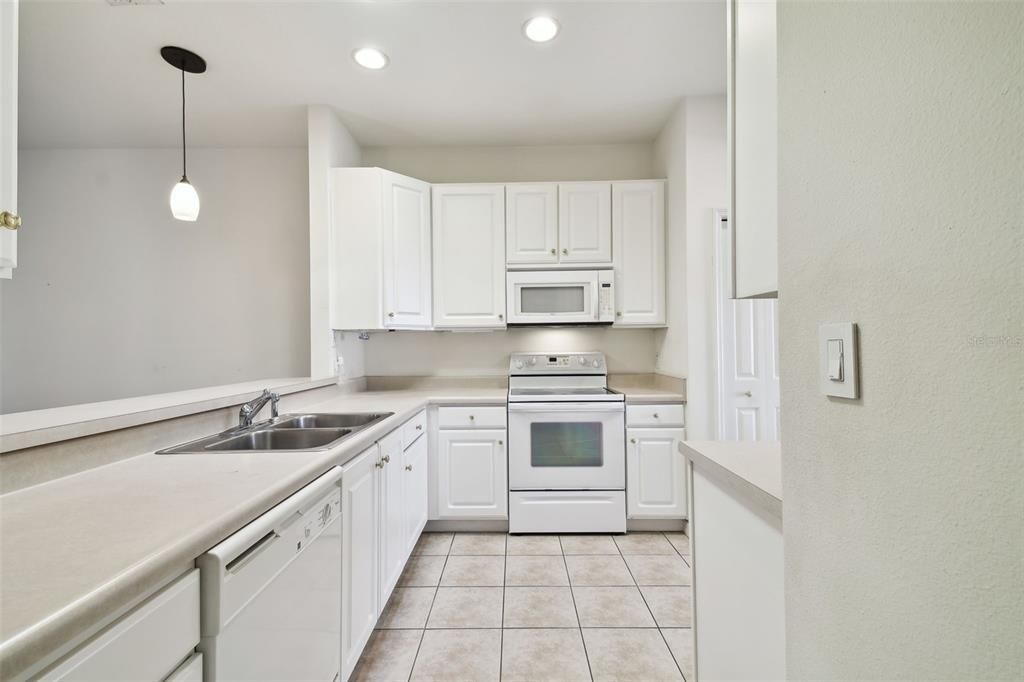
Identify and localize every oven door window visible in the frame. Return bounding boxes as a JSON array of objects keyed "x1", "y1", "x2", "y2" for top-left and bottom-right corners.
[
  {"x1": 530, "y1": 422, "x2": 604, "y2": 467},
  {"x1": 520, "y1": 286, "x2": 587, "y2": 314}
]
